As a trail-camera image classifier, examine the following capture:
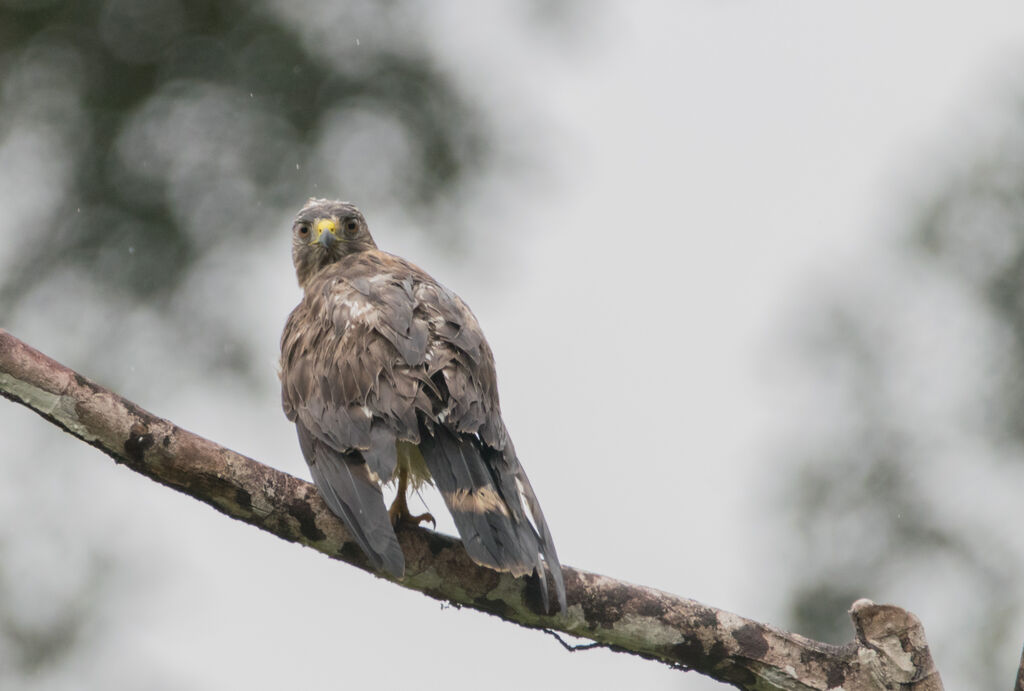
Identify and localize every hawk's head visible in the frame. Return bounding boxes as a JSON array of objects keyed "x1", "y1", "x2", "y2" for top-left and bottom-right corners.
[{"x1": 291, "y1": 198, "x2": 377, "y2": 287}]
